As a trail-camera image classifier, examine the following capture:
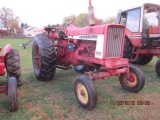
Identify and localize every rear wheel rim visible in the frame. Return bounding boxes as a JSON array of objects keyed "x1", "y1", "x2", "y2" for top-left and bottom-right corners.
[
  {"x1": 34, "y1": 44, "x2": 41, "y2": 71},
  {"x1": 76, "y1": 83, "x2": 88, "y2": 104},
  {"x1": 125, "y1": 73, "x2": 138, "y2": 87}
]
